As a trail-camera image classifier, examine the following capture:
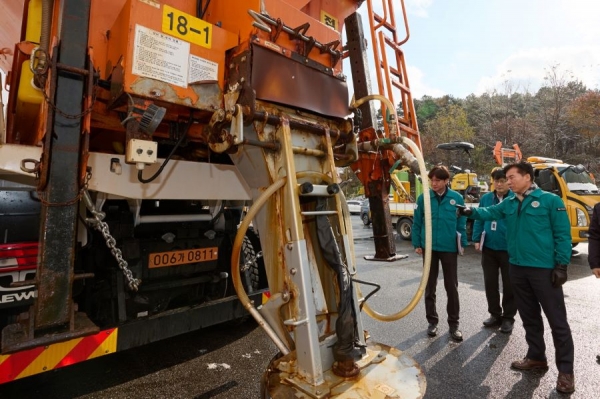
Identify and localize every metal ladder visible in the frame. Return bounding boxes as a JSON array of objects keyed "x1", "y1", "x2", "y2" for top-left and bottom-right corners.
[{"x1": 365, "y1": 0, "x2": 421, "y2": 148}]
